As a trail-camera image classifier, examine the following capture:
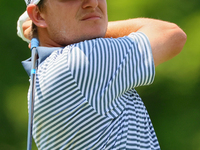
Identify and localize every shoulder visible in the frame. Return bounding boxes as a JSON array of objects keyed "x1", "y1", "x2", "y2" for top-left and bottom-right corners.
[{"x1": 74, "y1": 35, "x2": 136, "y2": 51}]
